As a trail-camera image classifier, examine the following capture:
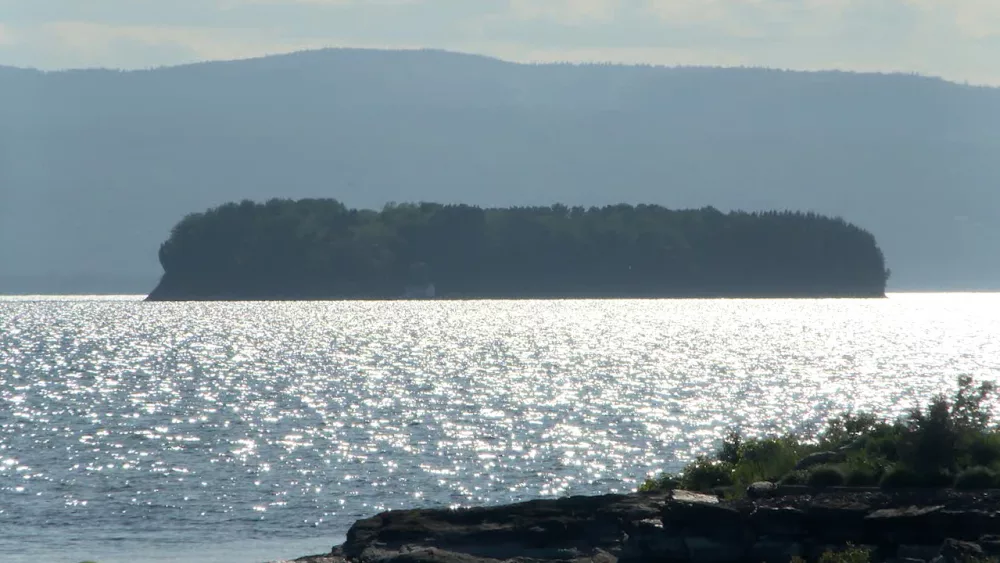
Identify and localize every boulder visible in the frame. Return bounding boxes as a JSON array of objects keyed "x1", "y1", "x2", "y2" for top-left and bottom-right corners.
[
  {"x1": 805, "y1": 499, "x2": 873, "y2": 543},
  {"x1": 978, "y1": 535, "x2": 1000, "y2": 556},
  {"x1": 747, "y1": 481, "x2": 779, "y2": 499},
  {"x1": 751, "y1": 506, "x2": 807, "y2": 538},
  {"x1": 337, "y1": 493, "x2": 671, "y2": 563},
  {"x1": 934, "y1": 538, "x2": 985, "y2": 563},
  {"x1": 619, "y1": 519, "x2": 686, "y2": 563},
  {"x1": 838, "y1": 437, "x2": 868, "y2": 453},
  {"x1": 939, "y1": 510, "x2": 1000, "y2": 540},
  {"x1": 863, "y1": 505, "x2": 945, "y2": 545},
  {"x1": 750, "y1": 539, "x2": 805, "y2": 563},
  {"x1": 662, "y1": 494, "x2": 744, "y2": 538},
  {"x1": 896, "y1": 544, "x2": 941, "y2": 562},
  {"x1": 685, "y1": 535, "x2": 747, "y2": 563},
  {"x1": 671, "y1": 490, "x2": 720, "y2": 504}
]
